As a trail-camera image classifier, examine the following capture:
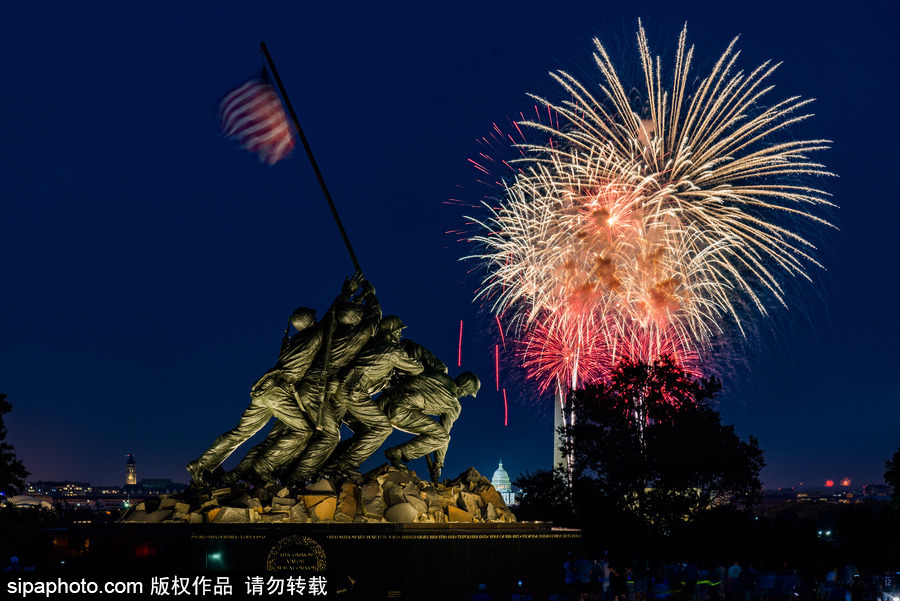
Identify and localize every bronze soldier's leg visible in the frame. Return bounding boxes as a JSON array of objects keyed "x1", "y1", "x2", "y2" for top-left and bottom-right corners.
[
  {"x1": 319, "y1": 414, "x2": 364, "y2": 474},
  {"x1": 287, "y1": 403, "x2": 342, "y2": 481},
  {"x1": 191, "y1": 396, "x2": 273, "y2": 473},
  {"x1": 259, "y1": 426, "x2": 315, "y2": 481},
  {"x1": 332, "y1": 394, "x2": 393, "y2": 470},
  {"x1": 386, "y1": 406, "x2": 449, "y2": 461},
  {"x1": 231, "y1": 421, "x2": 289, "y2": 479},
  {"x1": 253, "y1": 386, "x2": 316, "y2": 479}
]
